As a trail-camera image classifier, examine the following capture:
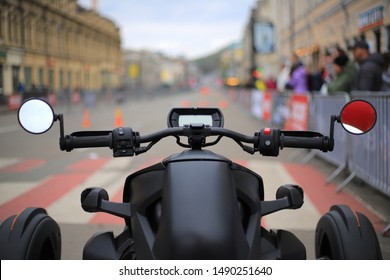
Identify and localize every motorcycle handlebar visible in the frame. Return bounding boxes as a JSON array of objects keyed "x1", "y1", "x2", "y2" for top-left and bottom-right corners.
[
  {"x1": 139, "y1": 127, "x2": 184, "y2": 143},
  {"x1": 139, "y1": 127, "x2": 256, "y2": 144},
  {"x1": 59, "y1": 126, "x2": 332, "y2": 156}
]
